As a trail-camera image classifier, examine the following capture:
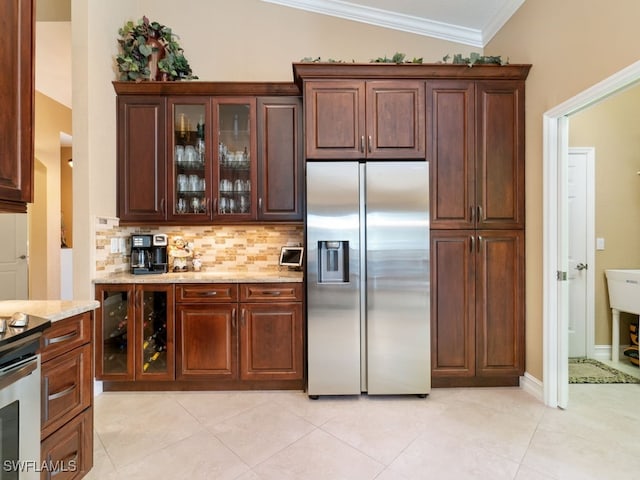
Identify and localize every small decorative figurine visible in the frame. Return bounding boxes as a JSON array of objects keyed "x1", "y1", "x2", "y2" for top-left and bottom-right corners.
[
  {"x1": 168, "y1": 236, "x2": 192, "y2": 272},
  {"x1": 192, "y1": 251, "x2": 202, "y2": 272}
]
